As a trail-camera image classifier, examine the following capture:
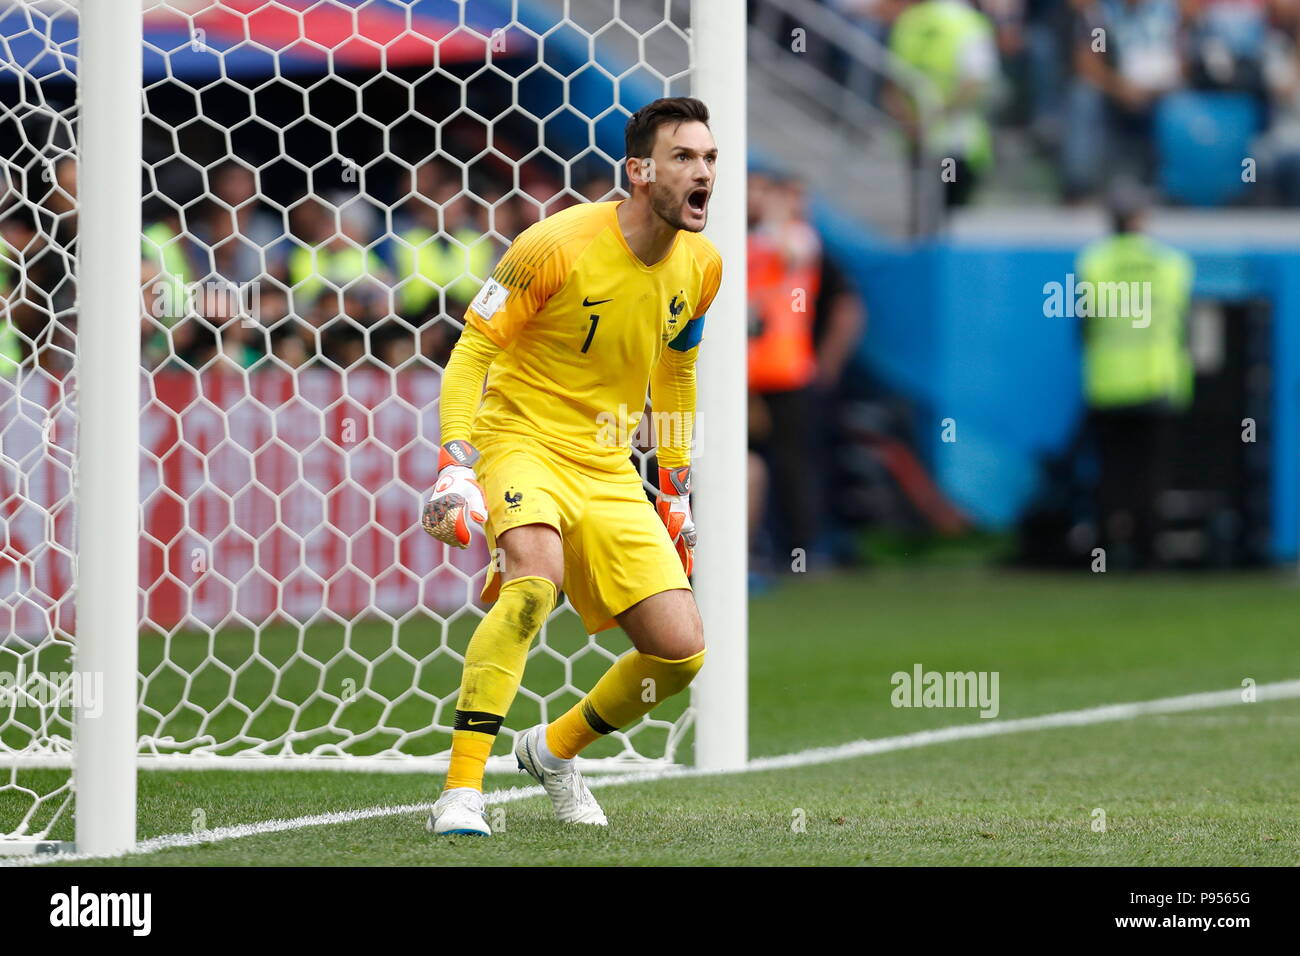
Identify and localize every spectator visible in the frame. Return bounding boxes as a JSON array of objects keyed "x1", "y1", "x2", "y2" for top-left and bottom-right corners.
[
  {"x1": 43, "y1": 155, "x2": 78, "y2": 247},
  {"x1": 982, "y1": 0, "x2": 1030, "y2": 57},
  {"x1": 1021, "y1": 0, "x2": 1075, "y2": 144},
  {"x1": 141, "y1": 197, "x2": 196, "y2": 367},
  {"x1": 484, "y1": 189, "x2": 531, "y2": 247},
  {"x1": 886, "y1": 0, "x2": 1001, "y2": 207},
  {"x1": 1062, "y1": 0, "x2": 1188, "y2": 201},
  {"x1": 1, "y1": 166, "x2": 76, "y2": 377},
  {"x1": 195, "y1": 161, "x2": 286, "y2": 285},
  {"x1": 747, "y1": 390, "x2": 772, "y2": 590},
  {"x1": 810, "y1": 226, "x2": 869, "y2": 566},
  {"x1": 373, "y1": 321, "x2": 417, "y2": 369},
  {"x1": 287, "y1": 193, "x2": 390, "y2": 329},
  {"x1": 0, "y1": 215, "x2": 23, "y2": 376},
  {"x1": 577, "y1": 171, "x2": 620, "y2": 203},
  {"x1": 269, "y1": 318, "x2": 310, "y2": 369},
  {"x1": 1184, "y1": 0, "x2": 1269, "y2": 93},
  {"x1": 748, "y1": 170, "x2": 826, "y2": 570},
  {"x1": 1254, "y1": 0, "x2": 1300, "y2": 202},
  {"x1": 1, "y1": 211, "x2": 36, "y2": 376},
  {"x1": 812, "y1": 249, "x2": 866, "y2": 394},
  {"x1": 393, "y1": 162, "x2": 492, "y2": 323}
]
